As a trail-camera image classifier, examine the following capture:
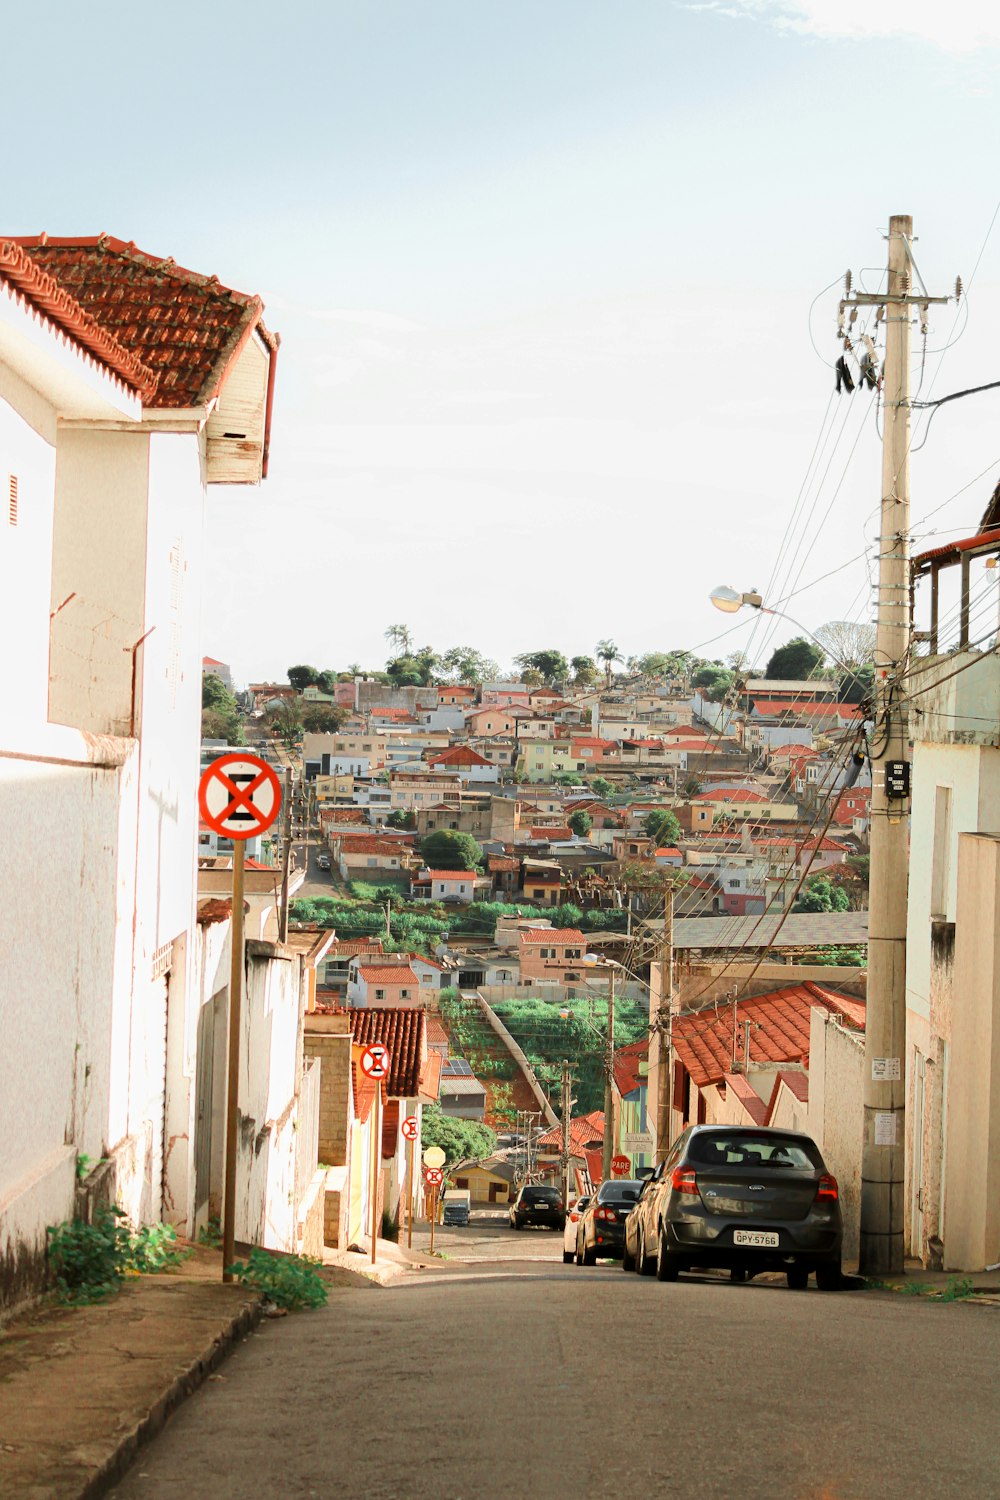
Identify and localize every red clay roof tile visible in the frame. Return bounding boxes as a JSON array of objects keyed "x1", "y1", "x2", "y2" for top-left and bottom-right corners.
[
  {"x1": 349, "y1": 1007, "x2": 427, "y2": 1097},
  {"x1": 673, "y1": 983, "x2": 864, "y2": 1089}
]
